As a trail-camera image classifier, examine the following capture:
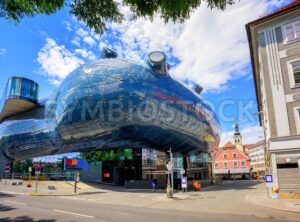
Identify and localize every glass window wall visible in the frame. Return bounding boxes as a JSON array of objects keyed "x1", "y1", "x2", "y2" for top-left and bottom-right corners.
[{"x1": 6, "y1": 77, "x2": 38, "y2": 102}]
